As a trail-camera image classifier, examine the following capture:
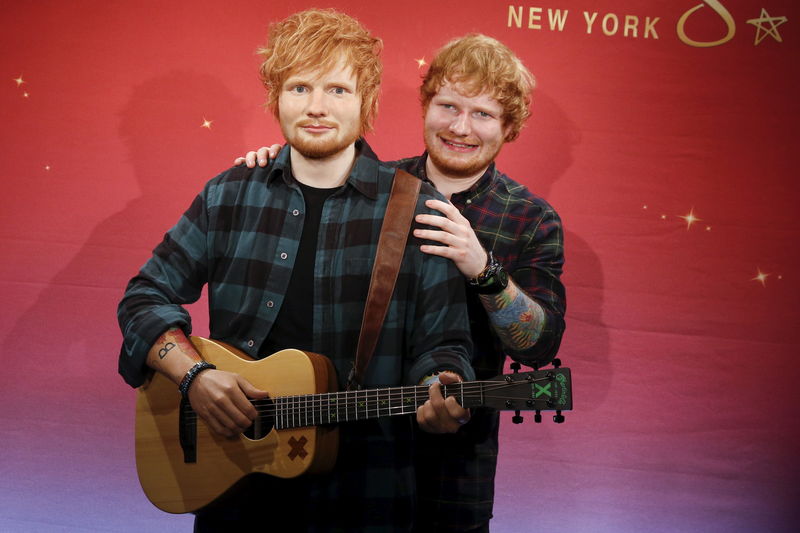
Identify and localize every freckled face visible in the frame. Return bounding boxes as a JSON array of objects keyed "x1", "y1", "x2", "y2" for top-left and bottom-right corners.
[
  {"x1": 279, "y1": 62, "x2": 362, "y2": 159},
  {"x1": 423, "y1": 82, "x2": 510, "y2": 179}
]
